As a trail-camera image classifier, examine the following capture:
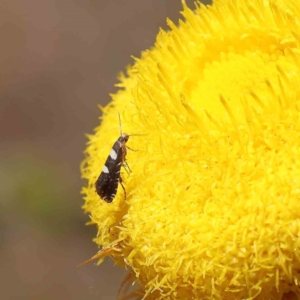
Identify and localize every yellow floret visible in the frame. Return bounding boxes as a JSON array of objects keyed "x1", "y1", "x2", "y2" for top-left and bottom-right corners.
[{"x1": 81, "y1": 0, "x2": 300, "y2": 299}]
